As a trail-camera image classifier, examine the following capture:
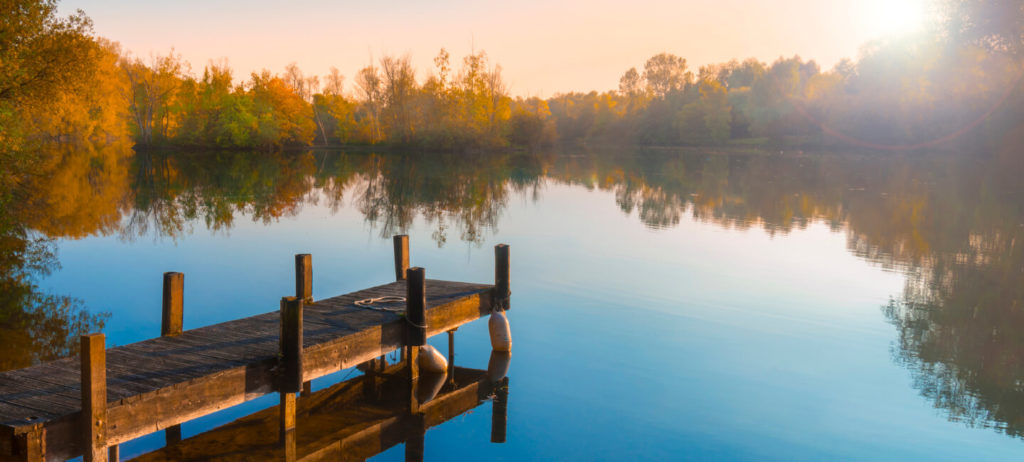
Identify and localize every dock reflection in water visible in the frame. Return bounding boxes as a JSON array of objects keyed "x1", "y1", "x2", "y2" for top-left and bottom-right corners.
[{"x1": 131, "y1": 353, "x2": 511, "y2": 461}]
